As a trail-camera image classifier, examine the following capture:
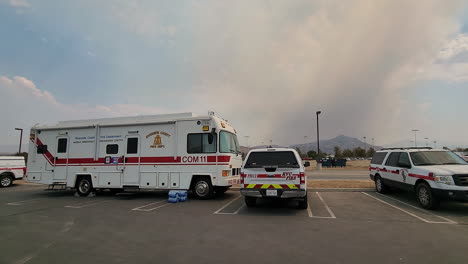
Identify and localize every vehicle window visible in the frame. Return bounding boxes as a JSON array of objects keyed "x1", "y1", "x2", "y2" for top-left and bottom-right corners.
[
  {"x1": 410, "y1": 151, "x2": 467, "y2": 166},
  {"x1": 127, "y1": 138, "x2": 138, "y2": 154},
  {"x1": 37, "y1": 145, "x2": 47, "y2": 154},
  {"x1": 106, "y1": 144, "x2": 119, "y2": 154},
  {"x1": 219, "y1": 131, "x2": 240, "y2": 153},
  {"x1": 57, "y1": 138, "x2": 67, "y2": 153},
  {"x1": 371, "y1": 152, "x2": 387, "y2": 165},
  {"x1": 398, "y1": 152, "x2": 411, "y2": 167},
  {"x1": 187, "y1": 133, "x2": 217, "y2": 153},
  {"x1": 244, "y1": 151, "x2": 299, "y2": 168},
  {"x1": 385, "y1": 152, "x2": 400, "y2": 167}
]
